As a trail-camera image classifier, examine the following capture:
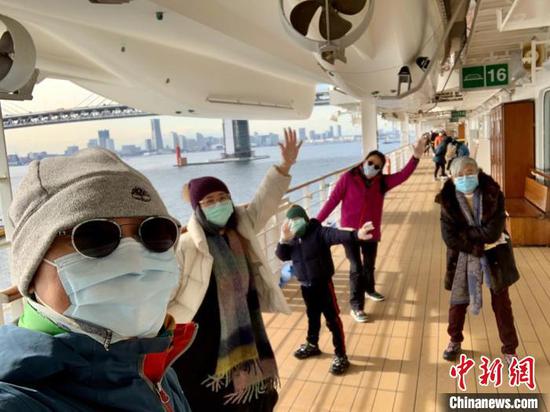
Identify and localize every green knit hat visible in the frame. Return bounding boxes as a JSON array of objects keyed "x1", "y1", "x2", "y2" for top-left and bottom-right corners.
[{"x1": 286, "y1": 205, "x2": 309, "y2": 221}]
